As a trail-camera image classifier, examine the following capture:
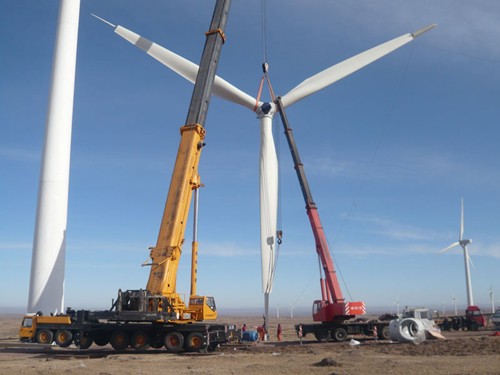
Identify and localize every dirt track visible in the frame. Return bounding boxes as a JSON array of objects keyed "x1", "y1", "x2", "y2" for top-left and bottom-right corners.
[{"x1": 1, "y1": 314, "x2": 499, "y2": 374}]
